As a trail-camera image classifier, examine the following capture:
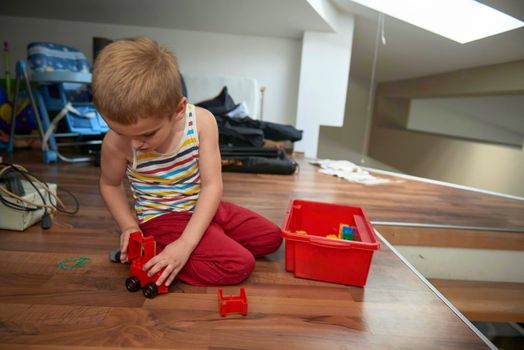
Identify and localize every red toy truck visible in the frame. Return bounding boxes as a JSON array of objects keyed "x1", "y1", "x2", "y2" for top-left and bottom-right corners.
[{"x1": 125, "y1": 231, "x2": 168, "y2": 298}]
